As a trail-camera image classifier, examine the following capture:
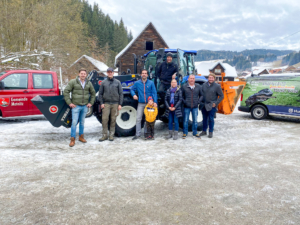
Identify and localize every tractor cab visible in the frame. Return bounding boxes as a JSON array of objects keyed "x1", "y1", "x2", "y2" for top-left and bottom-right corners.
[{"x1": 144, "y1": 48, "x2": 203, "y2": 89}]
